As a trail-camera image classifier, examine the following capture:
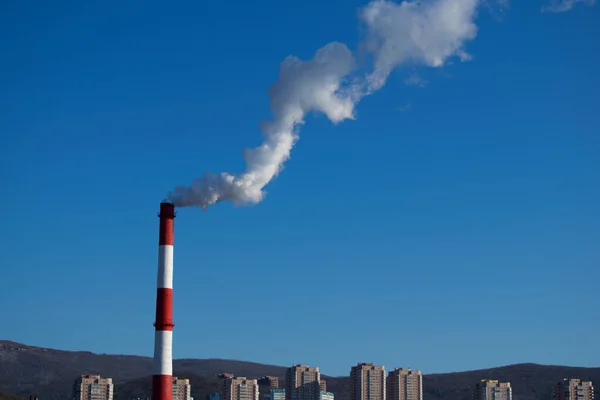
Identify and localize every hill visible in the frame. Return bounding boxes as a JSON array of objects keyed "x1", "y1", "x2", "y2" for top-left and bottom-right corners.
[{"x1": 1, "y1": 341, "x2": 598, "y2": 400}]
